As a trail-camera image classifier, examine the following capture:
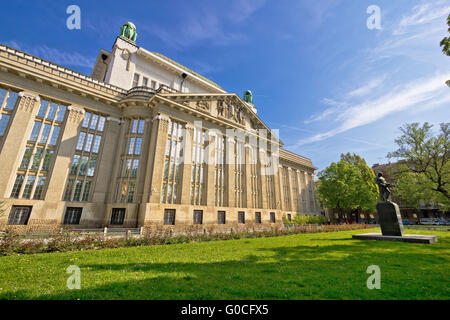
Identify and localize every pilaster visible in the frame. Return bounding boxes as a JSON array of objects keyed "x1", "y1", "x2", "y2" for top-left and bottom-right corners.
[{"x1": 0, "y1": 91, "x2": 40, "y2": 197}]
